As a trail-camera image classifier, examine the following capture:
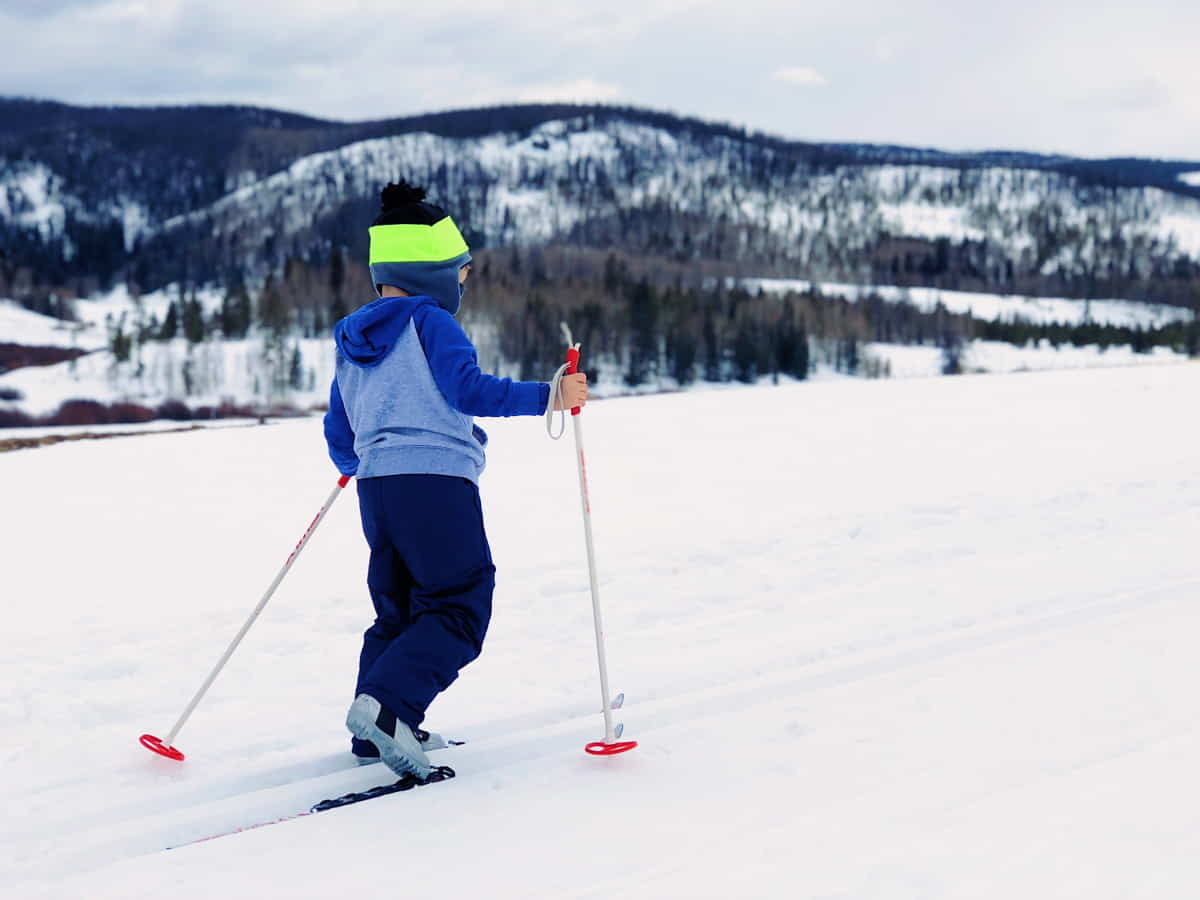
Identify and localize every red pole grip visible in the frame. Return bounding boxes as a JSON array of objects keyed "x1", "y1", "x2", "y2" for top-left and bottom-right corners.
[{"x1": 565, "y1": 347, "x2": 581, "y2": 416}]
